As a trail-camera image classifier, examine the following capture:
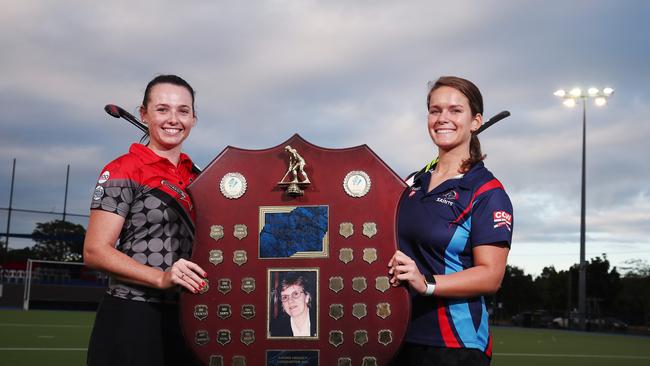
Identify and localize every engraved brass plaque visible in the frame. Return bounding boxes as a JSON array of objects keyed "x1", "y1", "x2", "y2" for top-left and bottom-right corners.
[
  {"x1": 216, "y1": 329, "x2": 232, "y2": 346},
  {"x1": 194, "y1": 304, "x2": 208, "y2": 321},
  {"x1": 233, "y1": 250, "x2": 248, "y2": 266},
  {"x1": 352, "y1": 277, "x2": 367, "y2": 293},
  {"x1": 234, "y1": 224, "x2": 248, "y2": 240},
  {"x1": 329, "y1": 304, "x2": 344, "y2": 320},
  {"x1": 232, "y1": 355, "x2": 246, "y2": 366},
  {"x1": 329, "y1": 330, "x2": 344, "y2": 347},
  {"x1": 376, "y1": 302, "x2": 391, "y2": 319},
  {"x1": 352, "y1": 303, "x2": 367, "y2": 319},
  {"x1": 218, "y1": 278, "x2": 232, "y2": 294},
  {"x1": 339, "y1": 248, "x2": 353, "y2": 264},
  {"x1": 195, "y1": 330, "x2": 209, "y2": 346},
  {"x1": 210, "y1": 225, "x2": 224, "y2": 241},
  {"x1": 208, "y1": 355, "x2": 223, "y2": 366},
  {"x1": 362, "y1": 222, "x2": 377, "y2": 238},
  {"x1": 241, "y1": 304, "x2": 255, "y2": 320},
  {"x1": 209, "y1": 249, "x2": 223, "y2": 265},
  {"x1": 362, "y1": 248, "x2": 377, "y2": 264},
  {"x1": 199, "y1": 279, "x2": 210, "y2": 294},
  {"x1": 241, "y1": 277, "x2": 255, "y2": 293},
  {"x1": 217, "y1": 304, "x2": 232, "y2": 320},
  {"x1": 329, "y1": 276, "x2": 344, "y2": 293},
  {"x1": 375, "y1": 276, "x2": 390, "y2": 293},
  {"x1": 337, "y1": 358, "x2": 352, "y2": 366},
  {"x1": 240, "y1": 329, "x2": 255, "y2": 346},
  {"x1": 362, "y1": 356, "x2": 378, "y2": 366},
  {"x1": 378, "y1": 329, "x2": 393, "y2": 346},
  {"x1": 354, "y1": 330, "x2": 368, "y2": 346},
  {"x1": 339, "y1": 222, "x2": 353, "y2": 238}
]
